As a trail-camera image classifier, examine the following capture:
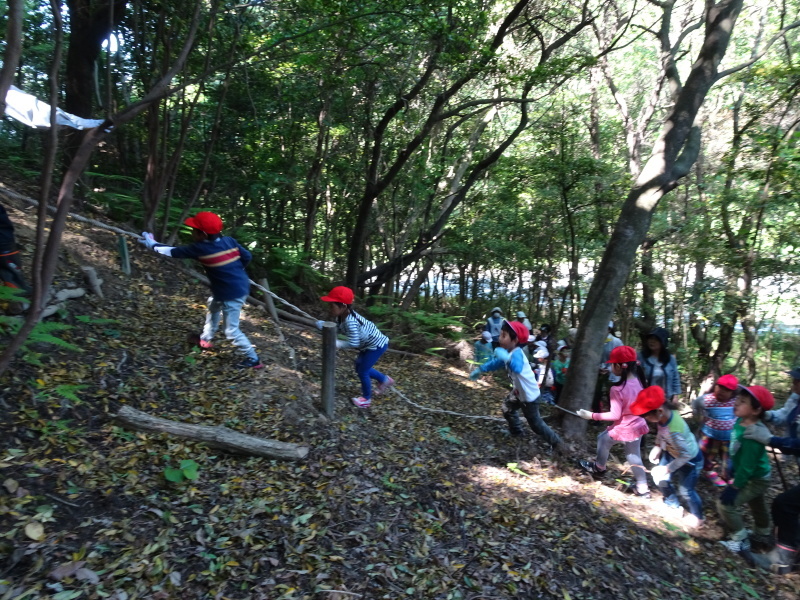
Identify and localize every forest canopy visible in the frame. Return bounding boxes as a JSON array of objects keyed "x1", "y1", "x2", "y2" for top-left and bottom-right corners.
[{"x1": 1, "y1": 0, "x2": 799, "y2": 395}]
